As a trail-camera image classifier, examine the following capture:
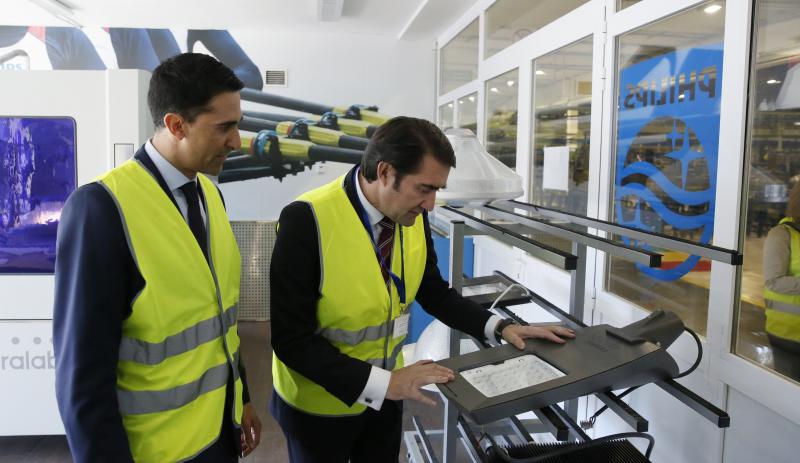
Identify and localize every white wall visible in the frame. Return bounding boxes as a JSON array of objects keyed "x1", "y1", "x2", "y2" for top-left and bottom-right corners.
[
  {"x1": 220, "y1": 29, "x2": 436, "y2": 220},
  {"x1": 1, "y1": 26, "x2": 436, "y2": 221},
  {"x1": 723, "y1": 387, "x2": 800, "y2": 463}
]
